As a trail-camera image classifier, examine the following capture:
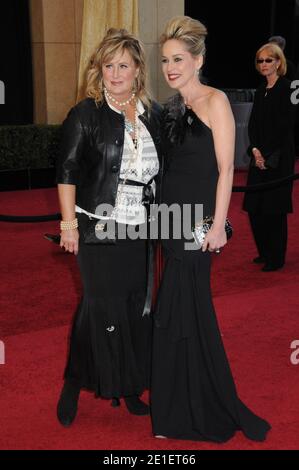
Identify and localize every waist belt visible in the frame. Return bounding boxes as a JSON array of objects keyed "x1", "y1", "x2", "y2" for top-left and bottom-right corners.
[{"x1": 118, "y1": 177, "x2": 155, "y2": 207}]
